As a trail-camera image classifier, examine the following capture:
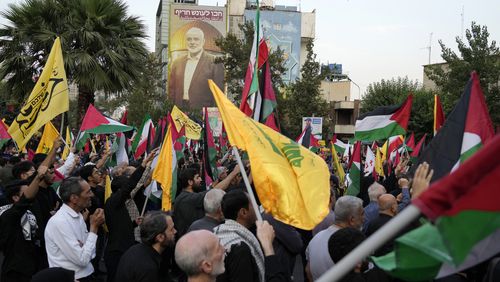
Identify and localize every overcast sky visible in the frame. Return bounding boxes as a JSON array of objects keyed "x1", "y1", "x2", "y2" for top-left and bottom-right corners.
[{"x1": 1, "y1": 0, "x2": 499, "y2": 98}]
